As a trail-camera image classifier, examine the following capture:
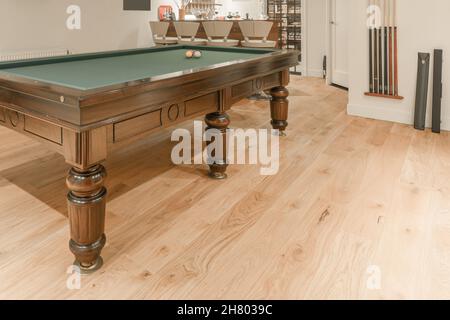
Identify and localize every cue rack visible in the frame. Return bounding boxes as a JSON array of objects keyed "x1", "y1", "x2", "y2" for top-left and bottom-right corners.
[{"x1": 365, "y1": 0, "x2": 403, "y2": 100}]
